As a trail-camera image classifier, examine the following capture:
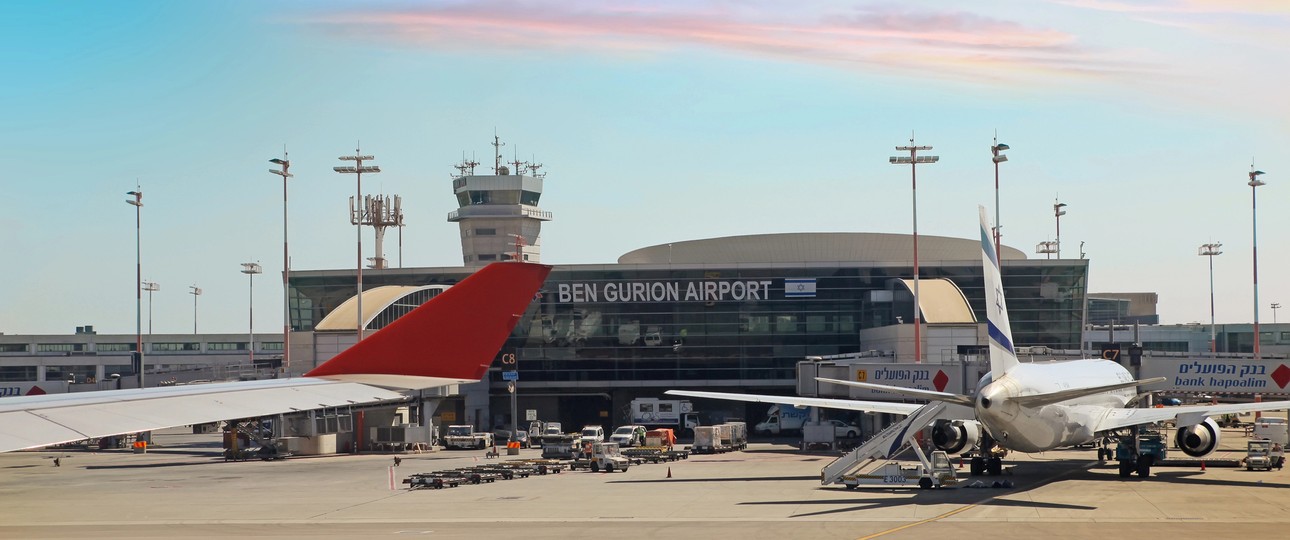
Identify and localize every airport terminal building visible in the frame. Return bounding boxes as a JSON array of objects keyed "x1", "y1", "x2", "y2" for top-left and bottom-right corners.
[{"x1": 5, "y1": 162, "x2": 1284, "y2": 440}]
